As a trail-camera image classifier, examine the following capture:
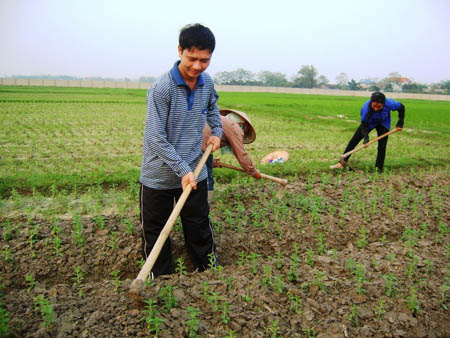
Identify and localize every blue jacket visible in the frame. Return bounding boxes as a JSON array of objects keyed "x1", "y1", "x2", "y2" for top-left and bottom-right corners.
[{"x1": 360, "y1": 98, "x2": 402, "y2": 130}]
